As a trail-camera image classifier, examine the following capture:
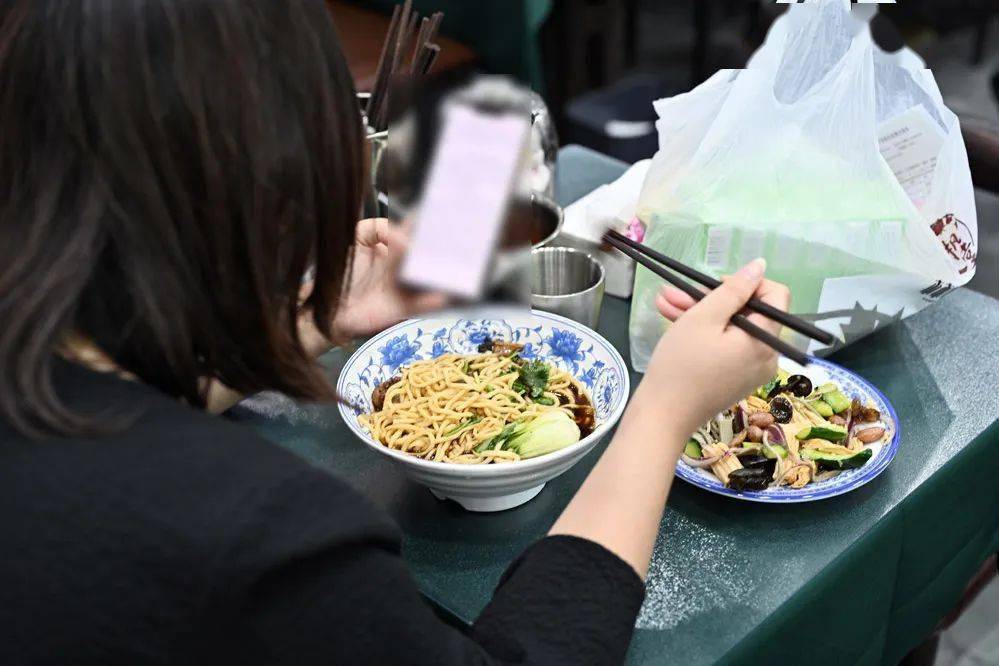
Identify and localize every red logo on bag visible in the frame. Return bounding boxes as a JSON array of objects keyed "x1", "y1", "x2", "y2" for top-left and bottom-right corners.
[{"x1": 930, "y1": 213, "x2": 976, "y2": 275}]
